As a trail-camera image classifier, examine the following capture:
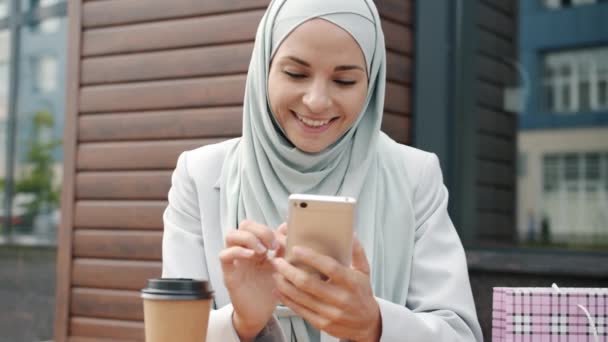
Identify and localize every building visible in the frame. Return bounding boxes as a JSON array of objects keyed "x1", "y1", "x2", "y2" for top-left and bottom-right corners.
[{"x1": 517, "y1": 0, "x2": 608, "y2": 248}]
